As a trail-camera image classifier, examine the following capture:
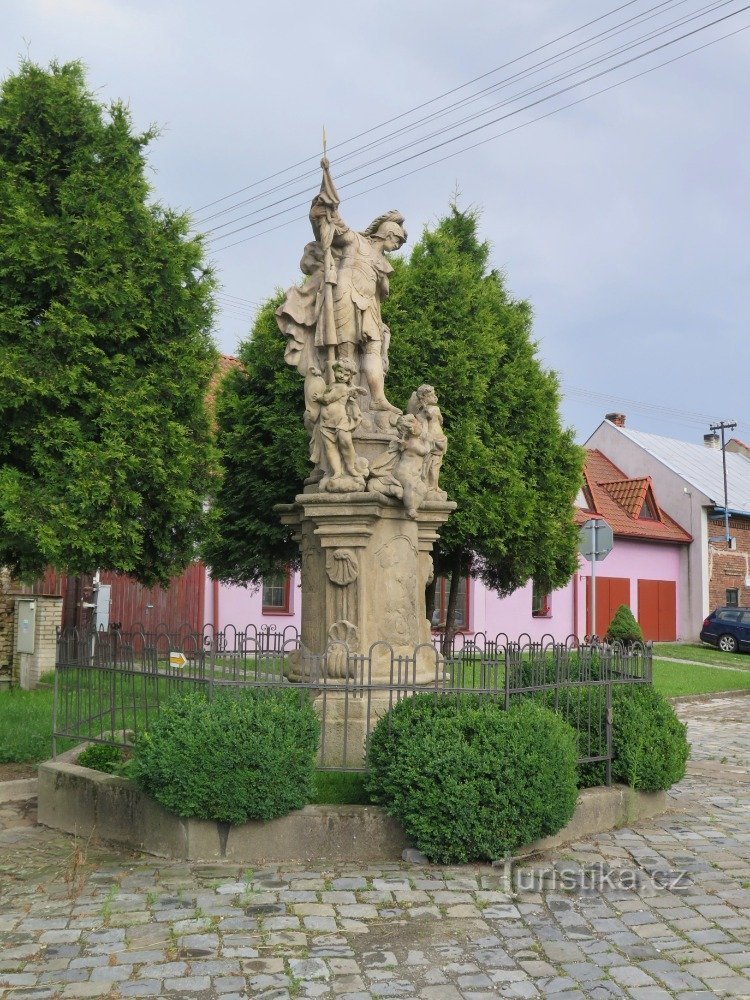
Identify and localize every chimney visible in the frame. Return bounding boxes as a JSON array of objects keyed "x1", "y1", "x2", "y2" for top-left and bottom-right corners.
[
  {"x1": 703, "y1": 432, "x2": 720, "y2": 449},
  {"x1": 606, "y1": 412, "x2": 626, "y2": 427}
]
